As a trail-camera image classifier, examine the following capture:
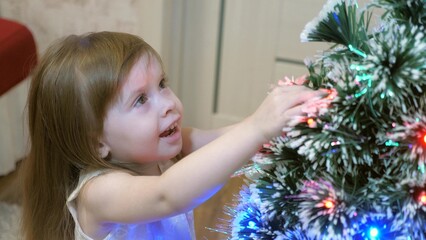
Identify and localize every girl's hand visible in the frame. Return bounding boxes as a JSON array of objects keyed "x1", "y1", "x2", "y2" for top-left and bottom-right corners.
[{"x1": 246, "y1": 85, "x2": 327, "y2": 142}]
